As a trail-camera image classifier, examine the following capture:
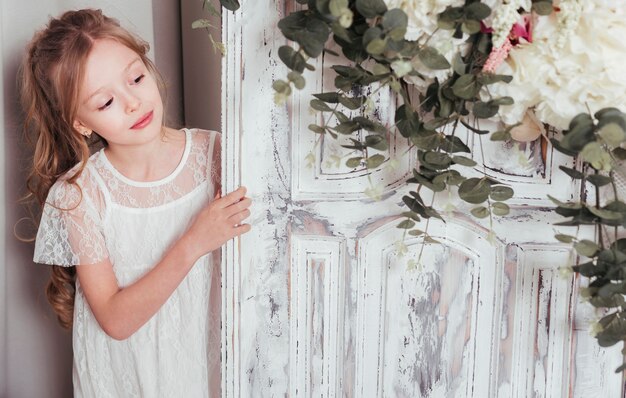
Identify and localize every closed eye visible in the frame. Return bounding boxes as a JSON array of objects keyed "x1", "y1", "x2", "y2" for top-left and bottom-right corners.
[{"x1": 98, "y1": 98, "x2": 113, "y2": 111}]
